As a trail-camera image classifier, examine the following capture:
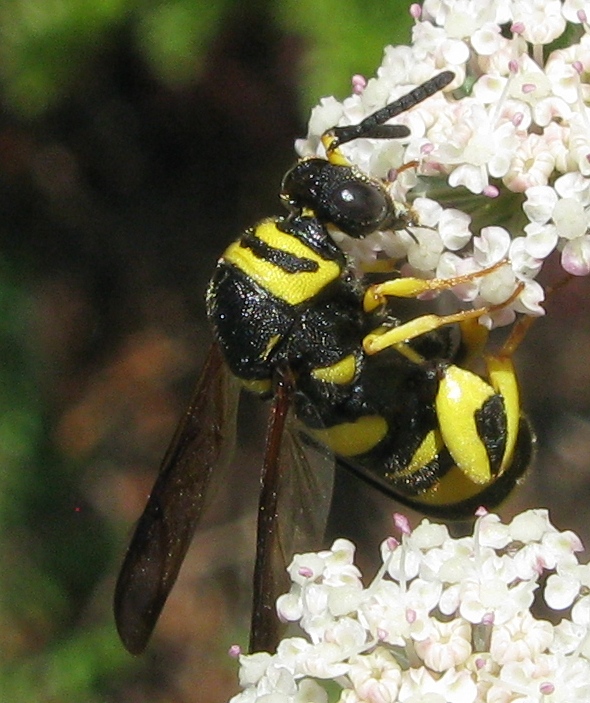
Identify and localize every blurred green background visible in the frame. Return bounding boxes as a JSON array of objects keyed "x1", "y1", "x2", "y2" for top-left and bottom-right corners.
[{"x1": 1, "y1": 1, "x2": 590, "y2": 702}]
